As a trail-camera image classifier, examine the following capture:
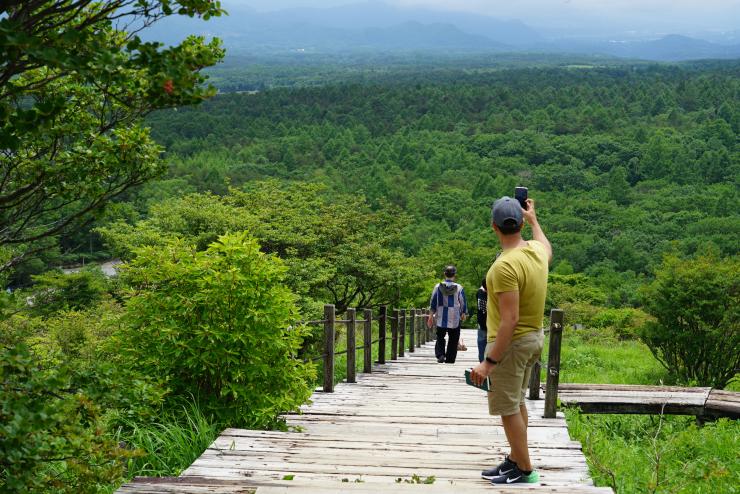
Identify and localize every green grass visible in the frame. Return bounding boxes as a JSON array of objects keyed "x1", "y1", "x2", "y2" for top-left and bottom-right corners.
[
  {"x1": 567, "y1": 412, "x2": 740, "y2": 494},
  {"x1": 556, "y1": 329, "x2": 669, "y2": 385},
  {"x1": 547, "y1": 328, "x2": 740, "y2": 494},
  {"x1": 108, "y1": 399, "x2": 220, "y2": 491}
]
